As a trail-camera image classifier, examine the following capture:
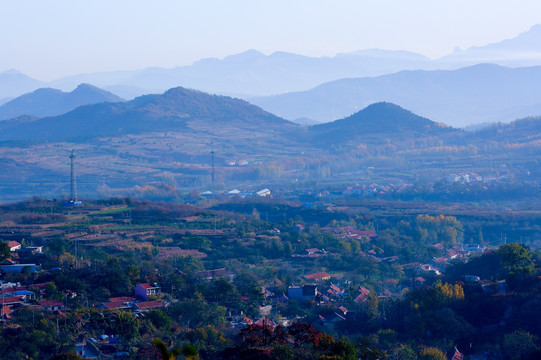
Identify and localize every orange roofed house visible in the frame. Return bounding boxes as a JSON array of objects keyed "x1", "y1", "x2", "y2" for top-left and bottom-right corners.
[{"x1": 304, "y1": 272, "x2": 332, "y2": 282}]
